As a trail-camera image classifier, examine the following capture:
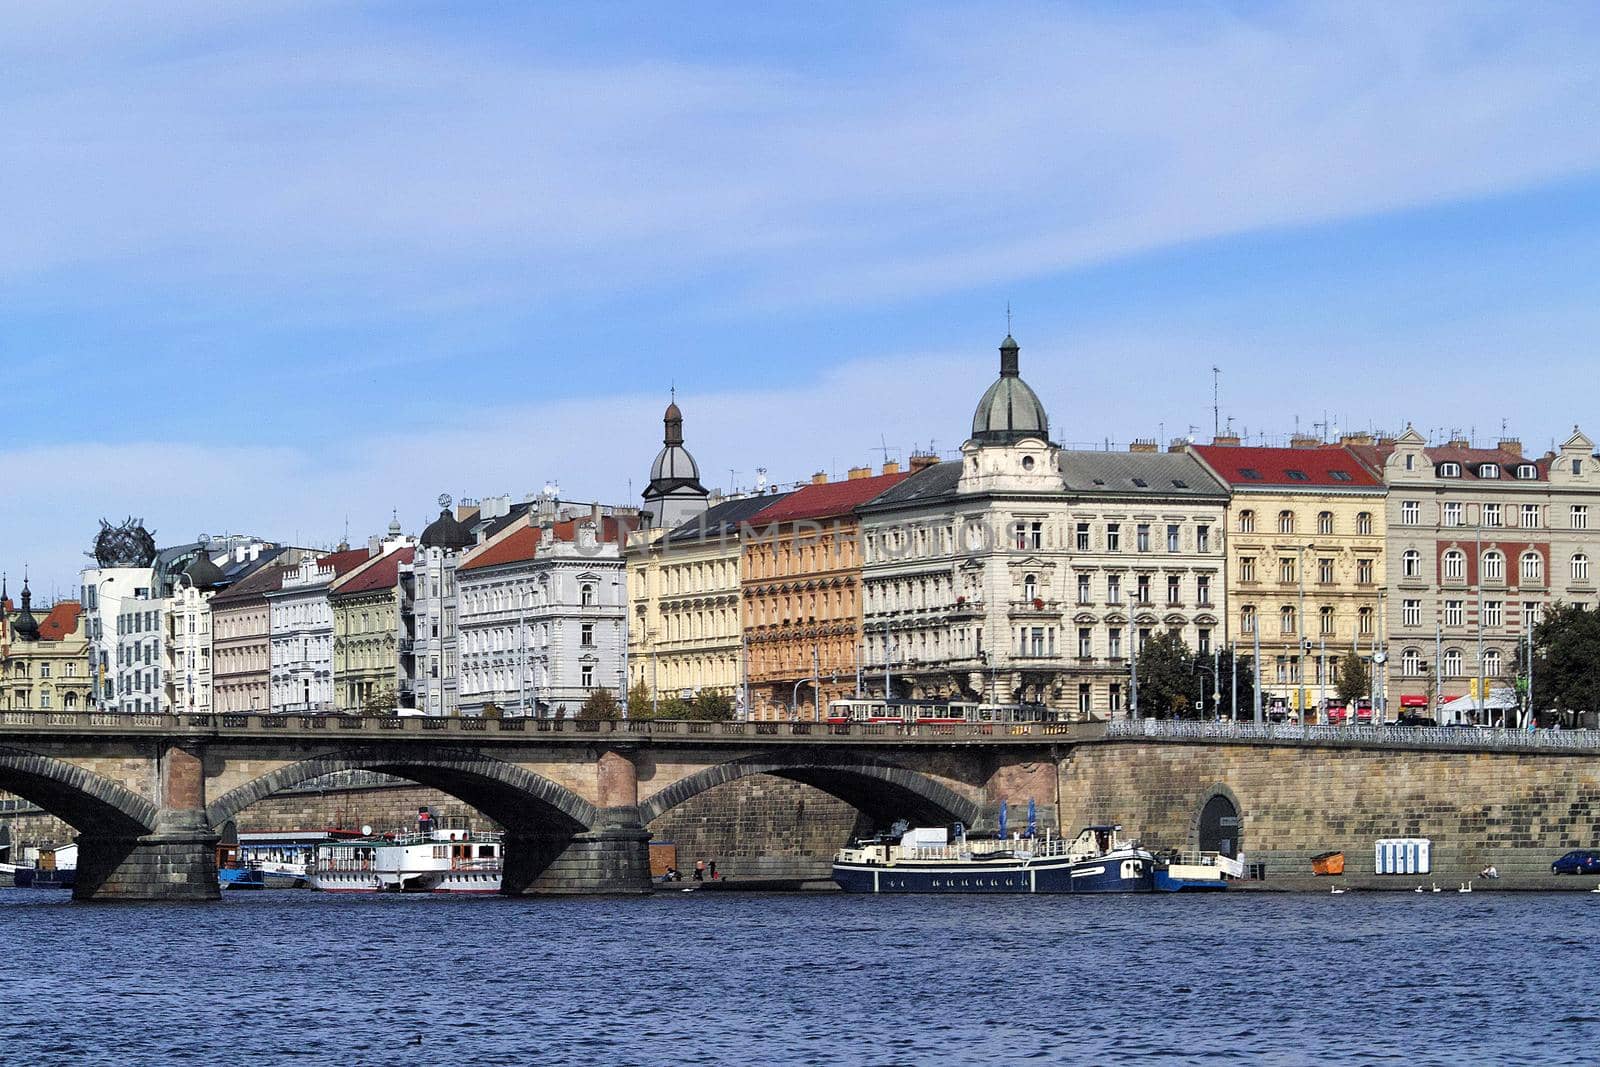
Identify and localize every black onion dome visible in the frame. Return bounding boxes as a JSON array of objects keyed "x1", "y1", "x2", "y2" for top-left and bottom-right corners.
[{"x1": 420, "y1": 508, "x2": 475, "y2": 550}]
